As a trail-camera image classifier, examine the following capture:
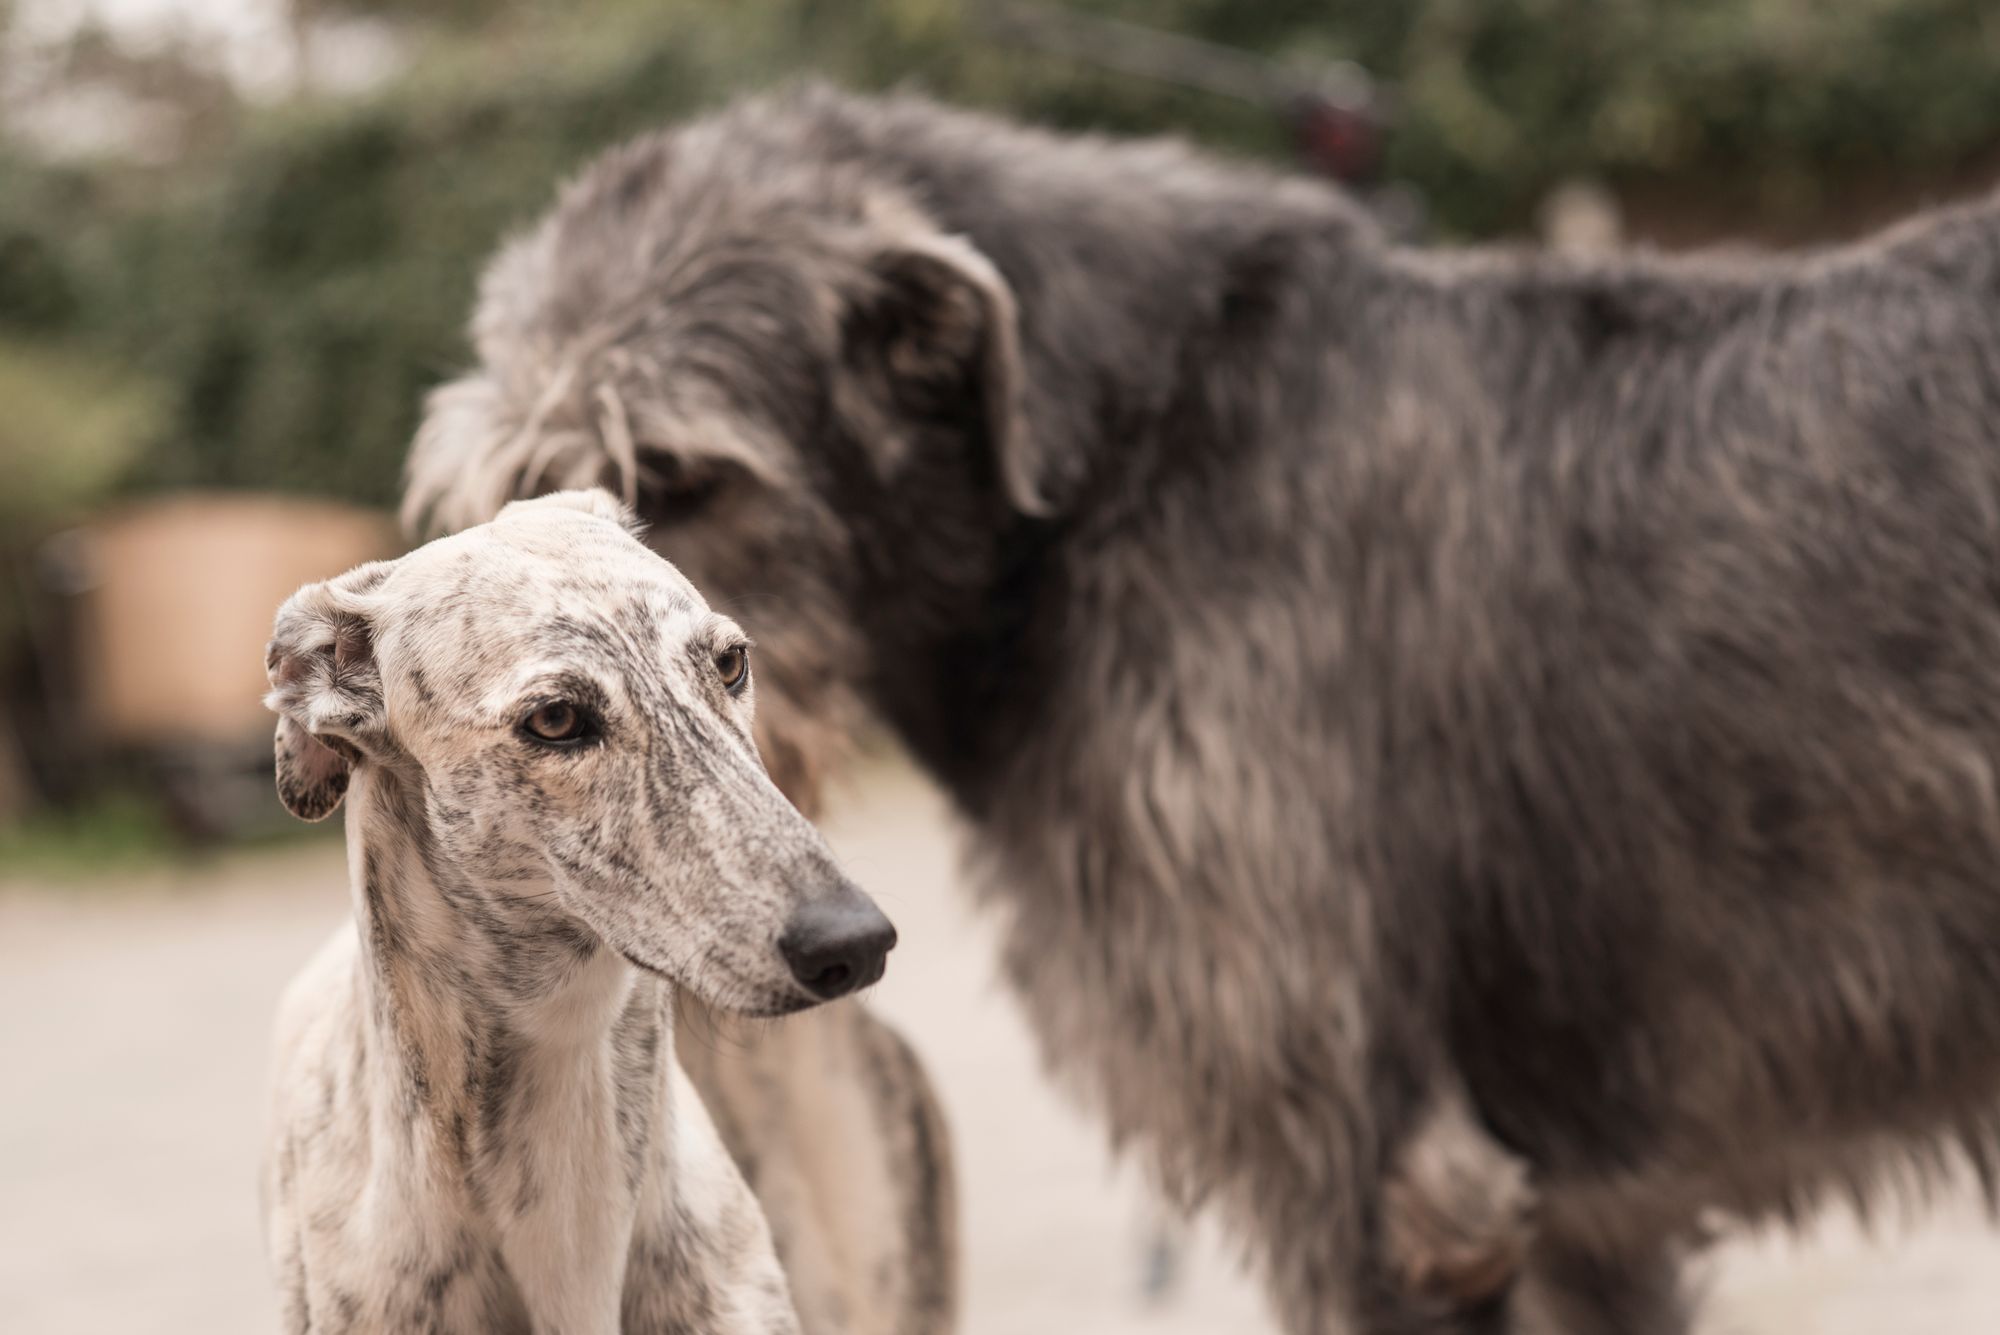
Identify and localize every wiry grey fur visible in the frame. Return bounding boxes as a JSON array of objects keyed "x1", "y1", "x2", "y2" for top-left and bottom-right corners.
[
  {"x1": 407, "y1": 84, "x2": 2000, "y2": 1334},
  {"x1": 261, "y1": 490, "x2": 913, "y2": 1334}
]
